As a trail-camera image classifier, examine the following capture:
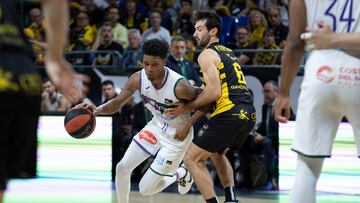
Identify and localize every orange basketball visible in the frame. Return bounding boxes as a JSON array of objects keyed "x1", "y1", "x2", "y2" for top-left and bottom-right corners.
[{"x1": 64, "y1": 107, "x2": 96, "y2": 139}]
